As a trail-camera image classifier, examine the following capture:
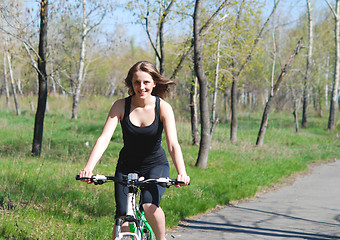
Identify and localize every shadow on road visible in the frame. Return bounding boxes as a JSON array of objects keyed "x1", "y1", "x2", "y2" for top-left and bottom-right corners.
[{"x1": 179, "y1": 206, "x2": 340, "y2": 240}]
